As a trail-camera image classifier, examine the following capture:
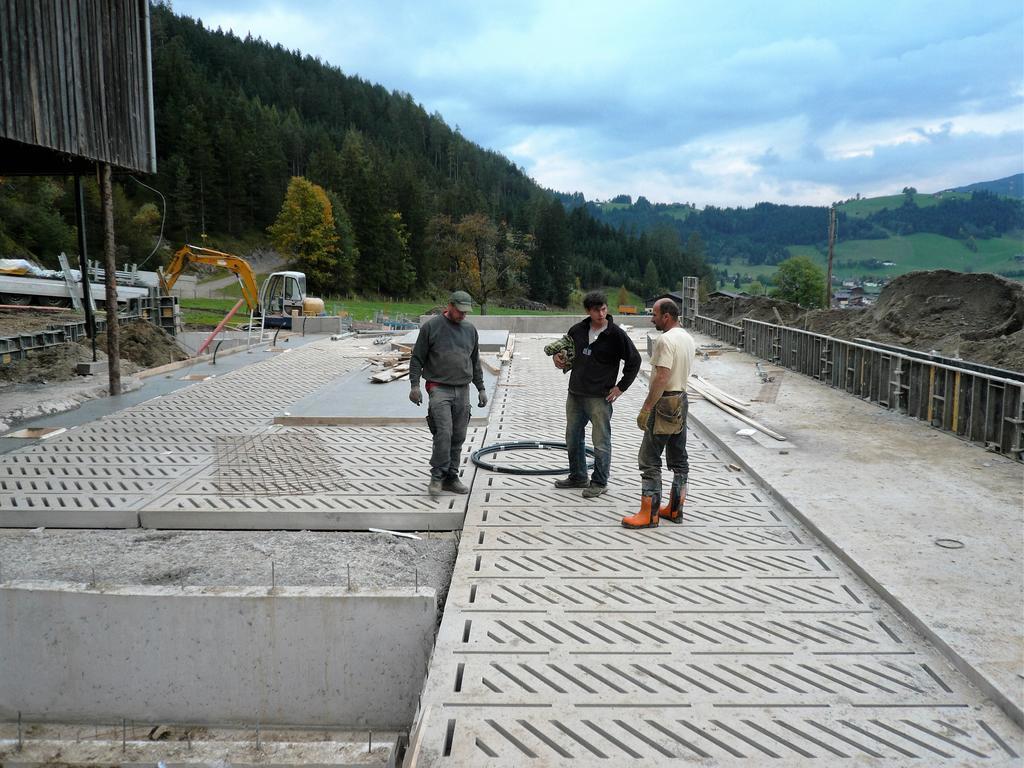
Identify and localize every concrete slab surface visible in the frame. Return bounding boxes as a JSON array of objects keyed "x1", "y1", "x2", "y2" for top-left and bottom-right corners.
[
  {"x1": 0, "y1": 336, "x2": 489, "y2": 530},
  {"x1": 275, "y1": 363, "x2": 498, "y2": 426},
  {"x1": 1, "y1": 320, "x2": 1021, "y2": 766},
  {"x1": 683, "y1": 335, "x2": 1024, "y2": 729},
  {"x1": 407, "y1": 333, "x2": 1023, "y2": 766}
]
